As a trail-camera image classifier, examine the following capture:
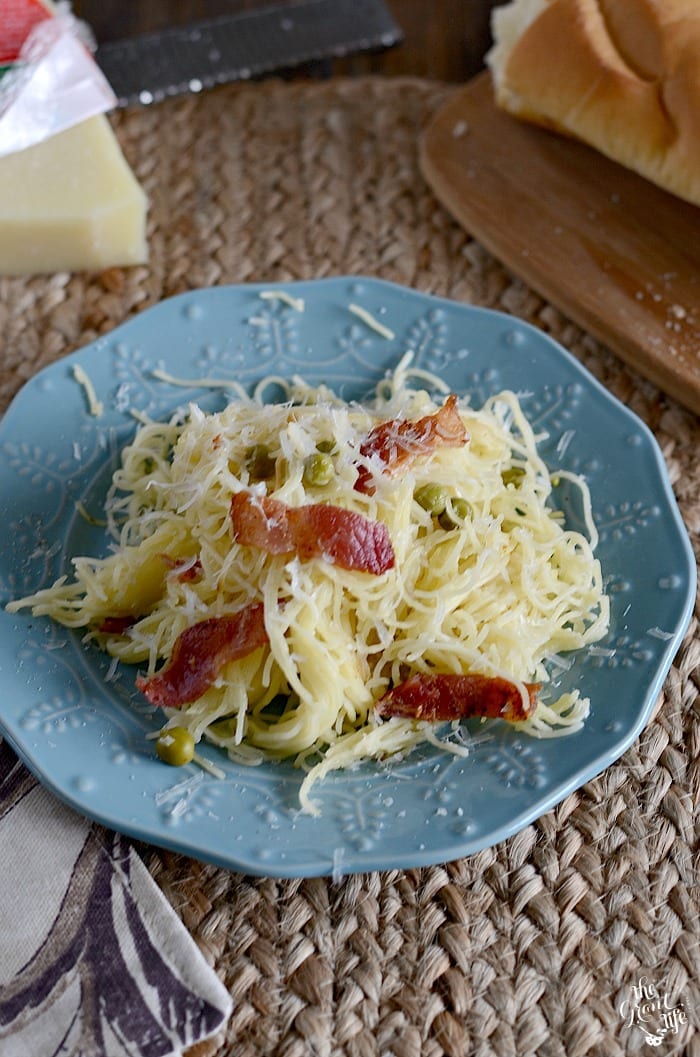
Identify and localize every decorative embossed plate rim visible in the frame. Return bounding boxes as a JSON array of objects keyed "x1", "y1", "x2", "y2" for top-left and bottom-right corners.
[{"x1": 0, "y1": 278, "x2": 695, "y2": 877}]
